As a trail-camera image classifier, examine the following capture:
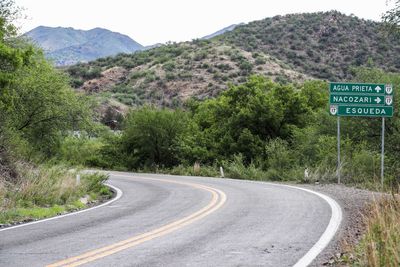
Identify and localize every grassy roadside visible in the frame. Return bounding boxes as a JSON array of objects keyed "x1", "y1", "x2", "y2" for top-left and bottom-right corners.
[
  {"x1": 0, "y1": 165, "x2": 112, "y2": 225},
  {"x1": 339, "y1": 194, "x2": 400, "y2": 267}
]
